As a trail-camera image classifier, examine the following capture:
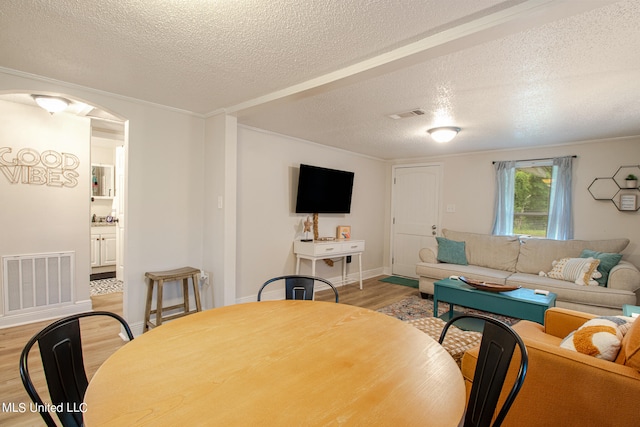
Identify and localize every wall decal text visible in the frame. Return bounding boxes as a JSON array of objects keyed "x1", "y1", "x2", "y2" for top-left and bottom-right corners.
[{"x1": 0, "y1": 147, "x2": 79, "y2": 188}]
